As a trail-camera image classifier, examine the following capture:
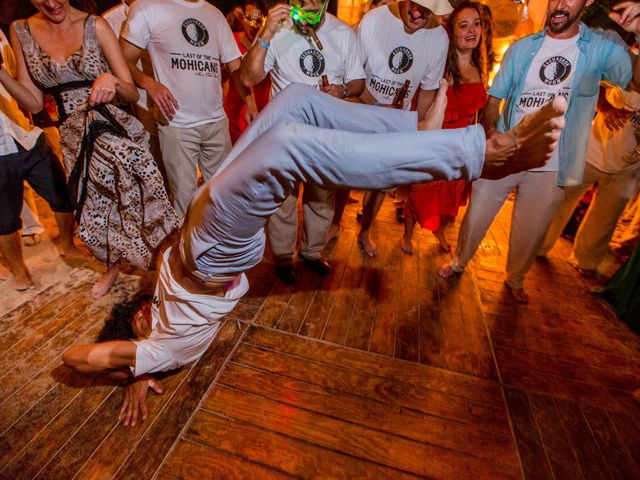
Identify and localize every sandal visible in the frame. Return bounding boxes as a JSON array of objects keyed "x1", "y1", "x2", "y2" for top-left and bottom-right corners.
[{"x1": 22, "y1": 233, "x2": 42, "y2": 247}]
